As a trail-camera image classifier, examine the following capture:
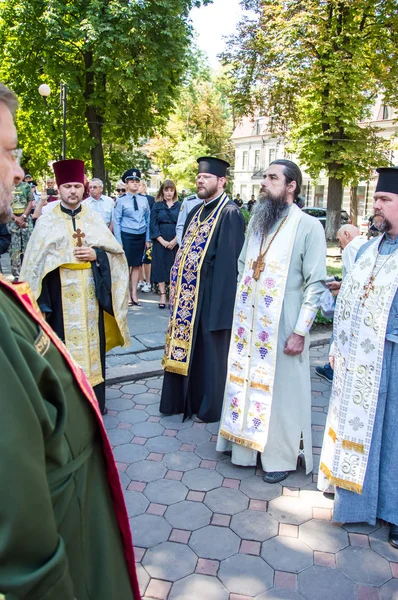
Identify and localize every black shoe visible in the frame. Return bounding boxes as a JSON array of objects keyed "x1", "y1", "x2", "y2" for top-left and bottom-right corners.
[
  {"x1": 389, "y1": 524, "x2": 398, "y2": 548},
  {"x1": 263, "y1": 470, "x2": 289, "y2": 484},
  {"x1": 101, "y1": 407, "x2": 108, "y2": 416},
  {"x1": 315, "y1": 364, "x2": 334, "y2": 382},
  {"x1": 192, "y1": 415, "x2": 205, "y2": 423}
]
